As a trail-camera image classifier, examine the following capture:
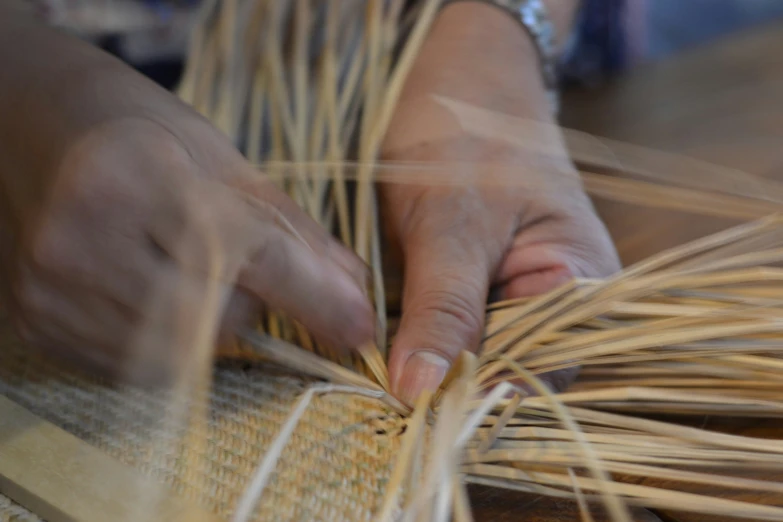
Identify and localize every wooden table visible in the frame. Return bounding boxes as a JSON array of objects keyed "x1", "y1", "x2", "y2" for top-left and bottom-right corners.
[
  {"x1": 563, "y1": 18, "x2": 783, "y2": 266},
  {"x1": 470, "y1": 18, "x2": 783, "y2": 522}
]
